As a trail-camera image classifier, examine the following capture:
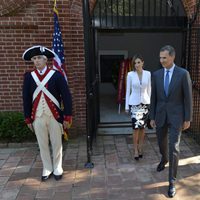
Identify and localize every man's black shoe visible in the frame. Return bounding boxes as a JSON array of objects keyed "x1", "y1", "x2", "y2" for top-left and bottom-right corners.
[
  {"x1": 168, "y1": 184, "x2": 176, "y2": 198},
  {"x1": 134, "y1": 156, "x2": 139, "y2": 161},
  {"x1": 54, "y1": 174, "x2": 63, "y2": 181},
  {"x1": 139, "y1": 154, "x2": 143, "y2": 158},
  {"x1": 41, "y1": 172, "x2": 52, "y2": 182},
  {"x1": 156, "y1": 161, "x2": 168, "y2": 172}
]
